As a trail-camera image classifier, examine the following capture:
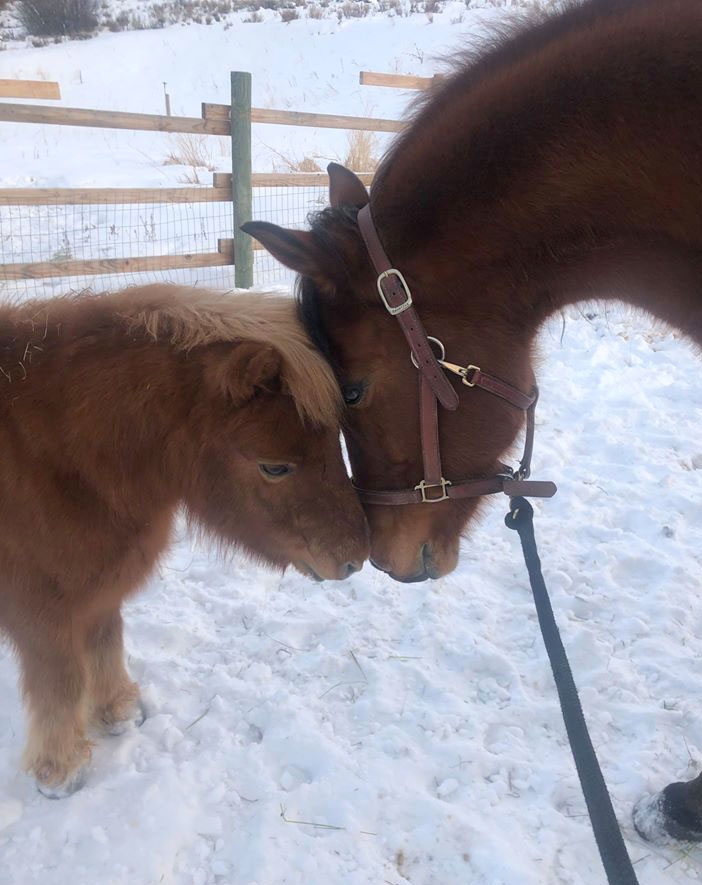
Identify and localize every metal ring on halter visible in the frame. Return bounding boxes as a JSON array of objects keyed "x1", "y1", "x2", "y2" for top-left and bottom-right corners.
[{"x1": 410, "y1": 336, "x2": 445, "y2": 370}]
